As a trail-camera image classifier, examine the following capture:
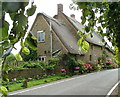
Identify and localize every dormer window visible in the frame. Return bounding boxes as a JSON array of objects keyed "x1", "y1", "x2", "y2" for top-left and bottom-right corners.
[{"x1": 37, "y1": 31, "x2": 45, "y2": 42}]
